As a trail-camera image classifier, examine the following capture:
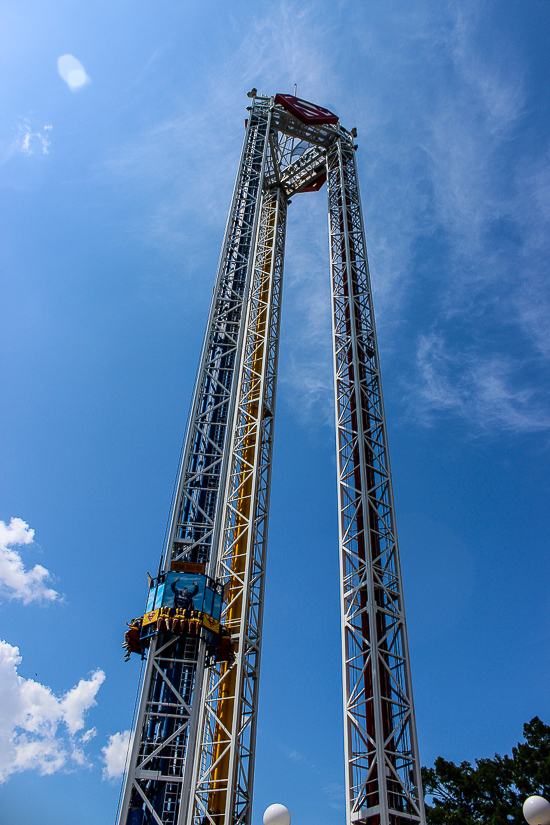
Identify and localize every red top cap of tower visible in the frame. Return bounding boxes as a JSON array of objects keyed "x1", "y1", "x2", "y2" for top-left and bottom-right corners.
[{"x1": 275, "y1": 94, "x2": 339, "y2": 125}]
